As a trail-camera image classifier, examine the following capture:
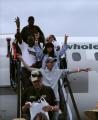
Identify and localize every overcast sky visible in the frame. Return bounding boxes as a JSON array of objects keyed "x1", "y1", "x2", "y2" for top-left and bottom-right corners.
[{"x1": 0, "y1": 0, "x2": 98, "y2": 37}]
